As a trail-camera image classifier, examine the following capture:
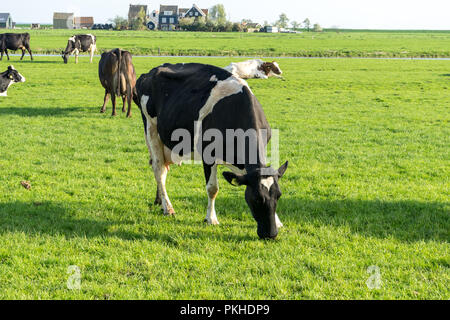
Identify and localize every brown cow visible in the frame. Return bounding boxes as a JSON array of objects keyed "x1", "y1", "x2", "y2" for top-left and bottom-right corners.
[{"x1": 98, "y1": 48, "x2": 136, "y2": 117}]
